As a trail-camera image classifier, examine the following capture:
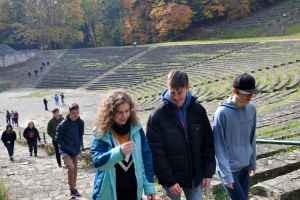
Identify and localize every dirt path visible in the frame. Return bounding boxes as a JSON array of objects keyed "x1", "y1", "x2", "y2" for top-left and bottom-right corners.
[{"x1": 0, "y1": 88, "x2": 106, "y2": 133}]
